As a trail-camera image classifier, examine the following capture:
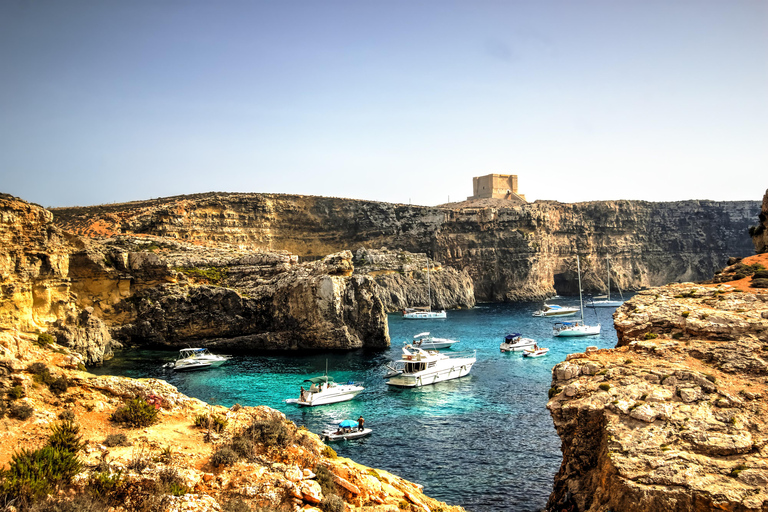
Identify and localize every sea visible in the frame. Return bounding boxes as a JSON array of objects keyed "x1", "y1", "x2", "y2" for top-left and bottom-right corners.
[{"x1": 92, "y1": 298, "x2": 625, "y2": 512}]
